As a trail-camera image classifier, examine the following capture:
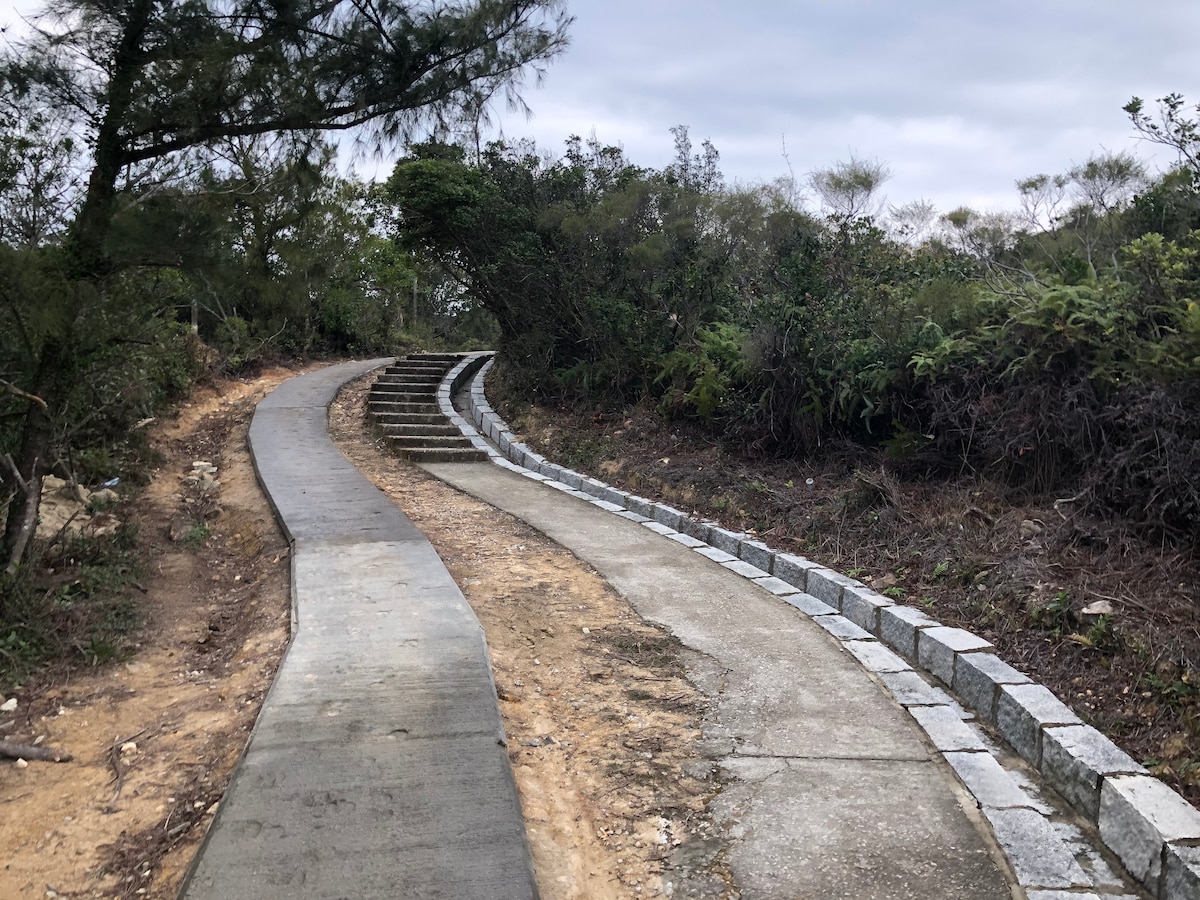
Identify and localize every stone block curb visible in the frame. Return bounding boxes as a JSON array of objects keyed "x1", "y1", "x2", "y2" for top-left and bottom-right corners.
[
  {"x1": 439, "y1": 354, "x2": 1199, "y2": 900},
  {"x1": 917, "y1": 626, "x2": 993, "y2": 687}
]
